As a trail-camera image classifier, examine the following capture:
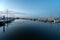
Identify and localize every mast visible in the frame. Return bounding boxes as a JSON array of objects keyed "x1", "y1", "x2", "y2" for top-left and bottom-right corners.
[{"x1": 7, "y1": 9, "x2": 8, "y2": 20}]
